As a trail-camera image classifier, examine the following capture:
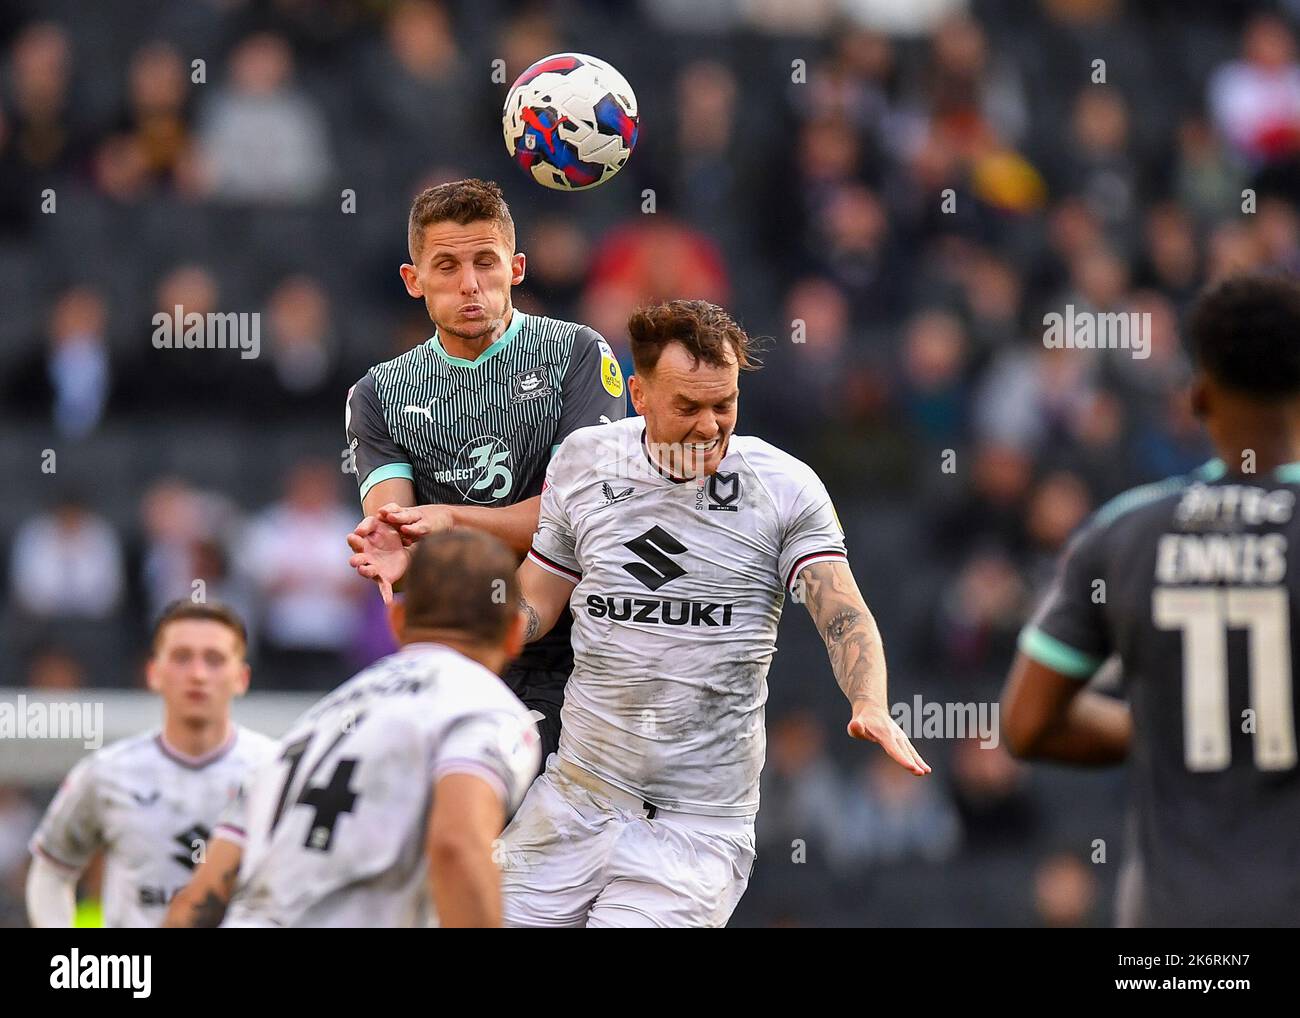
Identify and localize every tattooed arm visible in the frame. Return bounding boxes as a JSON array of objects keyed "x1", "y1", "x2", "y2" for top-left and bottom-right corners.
[
  {"x1": 163, "y1": 836, "x2": 243, "y2": 928},
  {"x1": 516, "y1": 555, "x2": 578, "y2": 643},
  {"x1": 798, "y1": 559, "x2": 931, "y2": 775}
]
